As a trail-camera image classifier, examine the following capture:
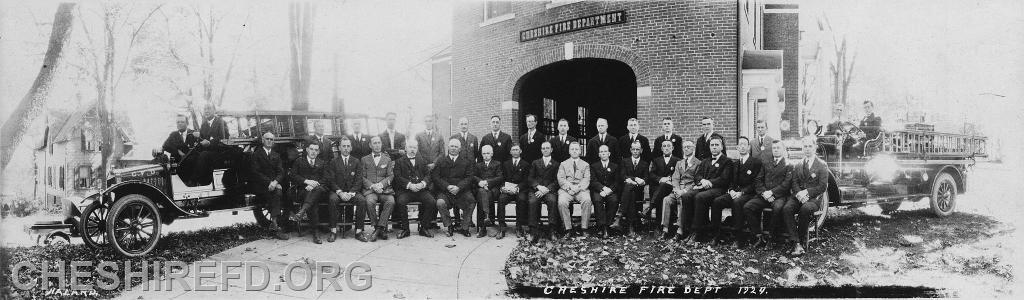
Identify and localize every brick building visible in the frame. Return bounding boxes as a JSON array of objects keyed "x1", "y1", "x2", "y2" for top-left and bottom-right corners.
[{"x1": 433, "y1": 0, "x2": 801, "y2": 154}]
